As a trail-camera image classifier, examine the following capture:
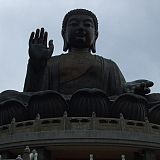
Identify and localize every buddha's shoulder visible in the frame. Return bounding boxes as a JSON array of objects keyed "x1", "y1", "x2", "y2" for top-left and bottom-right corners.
[
  {"x1": 93, "y1": 54, "x2": 117, "y2": 65},
  {"x1": 46, "y1": 53, "x2": 117, "y2": 66},
  {"x1": 47, "y1": 54, "x2": 64, "y2": 64}
]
